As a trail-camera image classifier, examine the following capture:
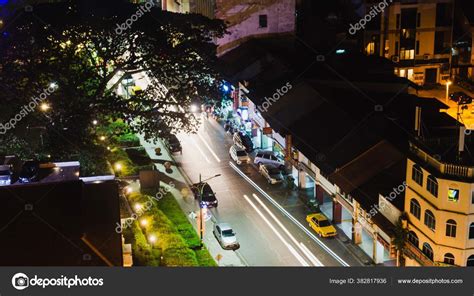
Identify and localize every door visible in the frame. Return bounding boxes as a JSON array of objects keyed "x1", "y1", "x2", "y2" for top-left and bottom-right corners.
[{"x1": 425, "y1": 68, "x2": 438, "y2": 84}]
